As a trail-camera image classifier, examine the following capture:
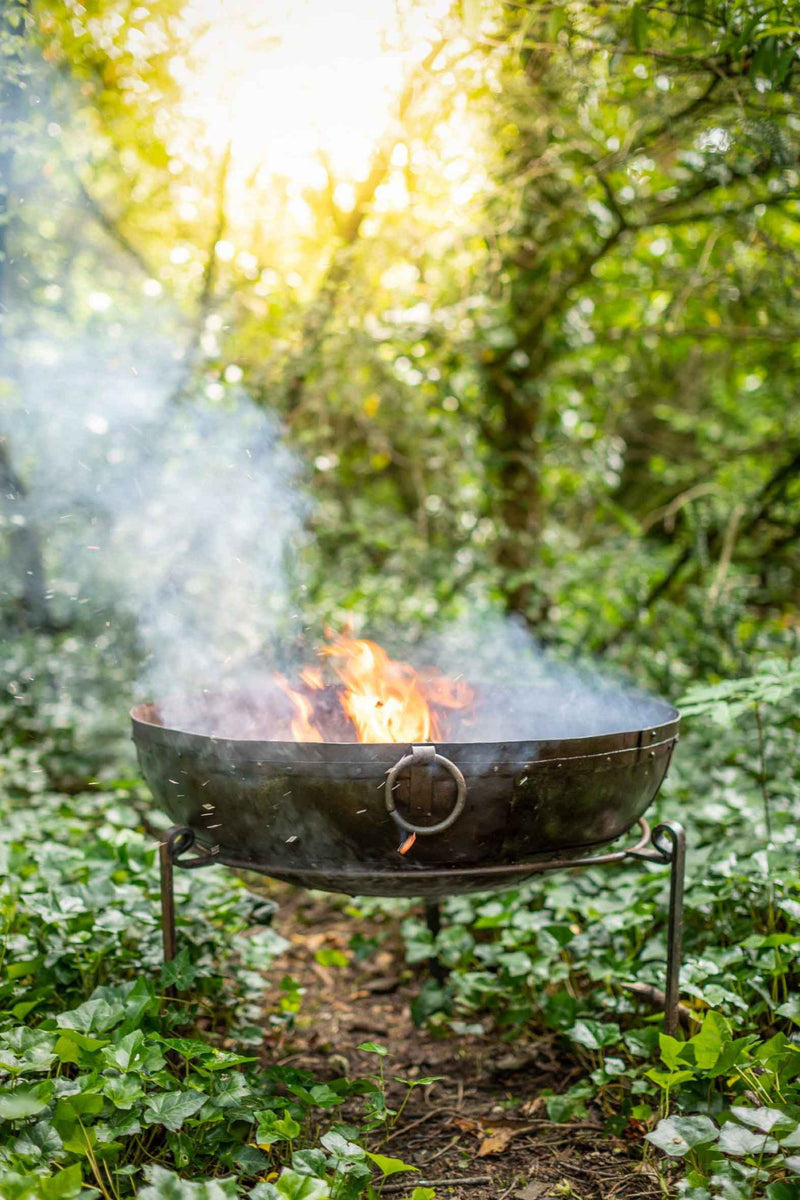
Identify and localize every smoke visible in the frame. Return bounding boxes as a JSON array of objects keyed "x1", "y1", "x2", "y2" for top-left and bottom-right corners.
[
  {"x1": 4, "y1": 321, "x2": 308, "y2": 715},
  {"x1": 416, "y1": 613, "x2": 674, "y2": 742},
  {"x1": 4, "y1": 321, "x2": 674, "y2": 745},
  {"x1": 1, "y1": 98, "x2": 673, "y2": 751}
]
